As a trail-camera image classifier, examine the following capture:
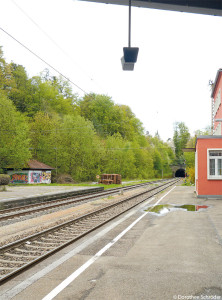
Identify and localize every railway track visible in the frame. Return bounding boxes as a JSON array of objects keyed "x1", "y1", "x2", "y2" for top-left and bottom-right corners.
[
  {"x1": 0, "y1": 179, "x2": 169, "y2": 223},
  {"x1": 0, "y1": 178, "x2": 180, "y2": 283}
]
